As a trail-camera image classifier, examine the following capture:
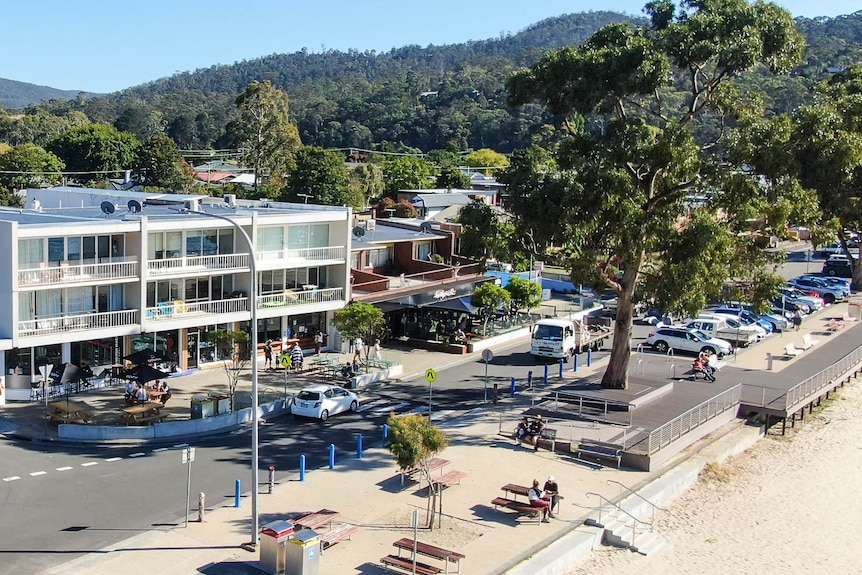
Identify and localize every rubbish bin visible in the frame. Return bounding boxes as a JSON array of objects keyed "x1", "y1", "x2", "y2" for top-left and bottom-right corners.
[
  {"x1": 214, "y1": 395, "x2": 231, "y2": 415},
  {"x1": 190, "y1": 395, "x2": 215, "y2": 419},
  {"x1": 259, "y1": 520, "x2": 294, "y2": 575},
  {"x1": 849, "y1": 301, "x2": 862, "y2": 321},
  {"x1": 285, "y1": 528, "x2": 319, "y2": 575}
]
